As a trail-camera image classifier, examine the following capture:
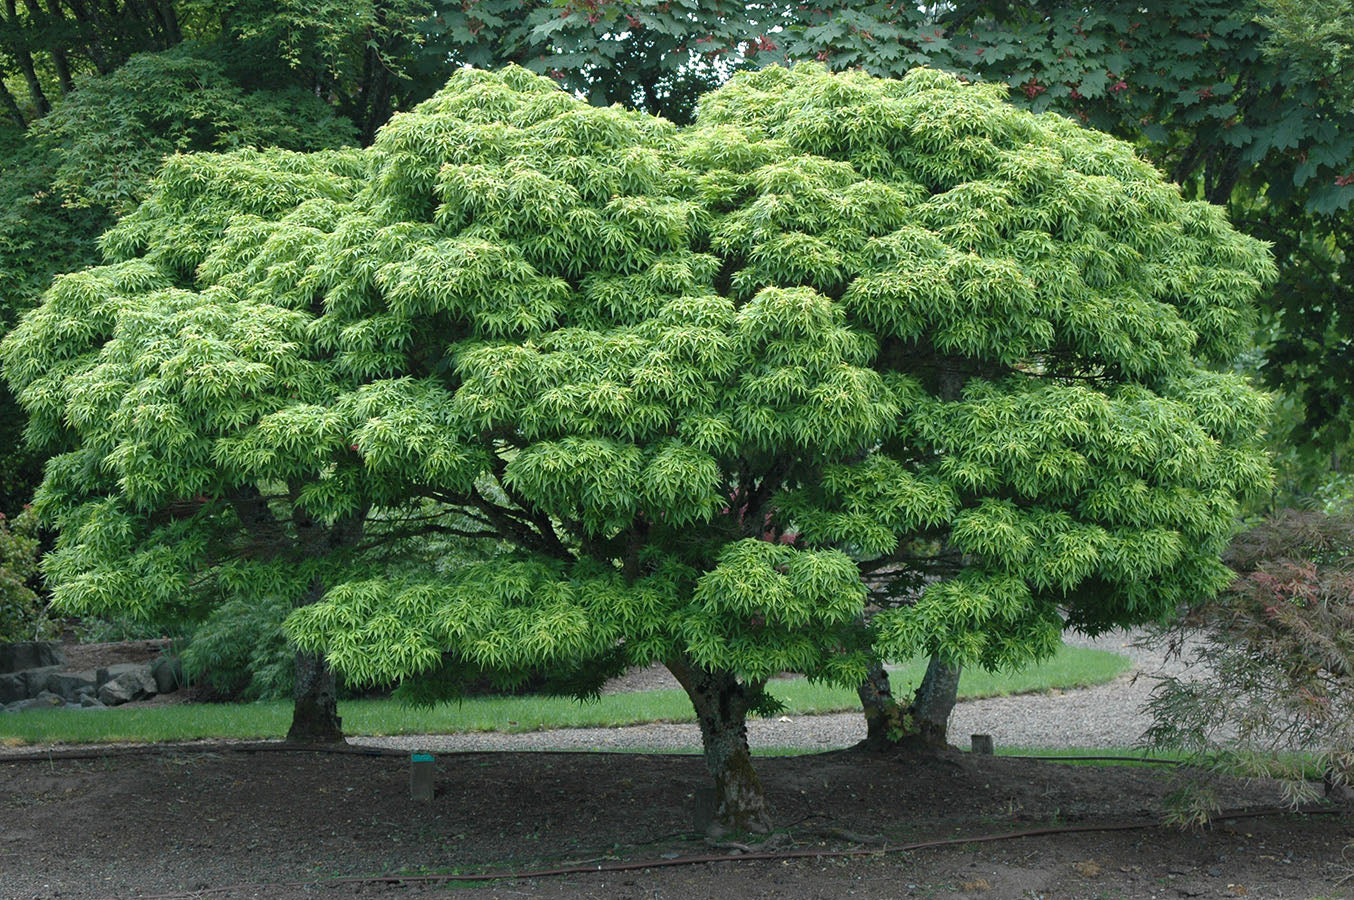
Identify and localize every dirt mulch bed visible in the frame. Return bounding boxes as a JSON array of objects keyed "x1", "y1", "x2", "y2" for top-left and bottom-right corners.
[
  {"x1": 1, "y1": 745, "x2": 1349, "y2": 899},
  {"x1": 58, "y1": 639, "x2": 172, "y2": 673}
]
